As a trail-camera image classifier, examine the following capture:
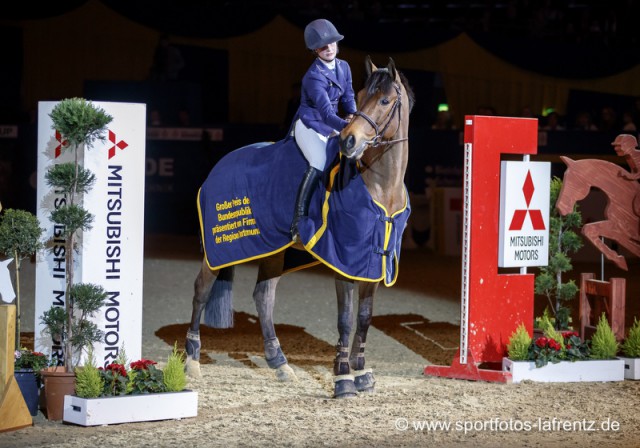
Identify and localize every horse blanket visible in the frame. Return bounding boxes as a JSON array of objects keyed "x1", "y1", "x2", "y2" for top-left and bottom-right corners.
[{"x1": 198, "y1": 137, "x2": 411, "y2": 286}]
